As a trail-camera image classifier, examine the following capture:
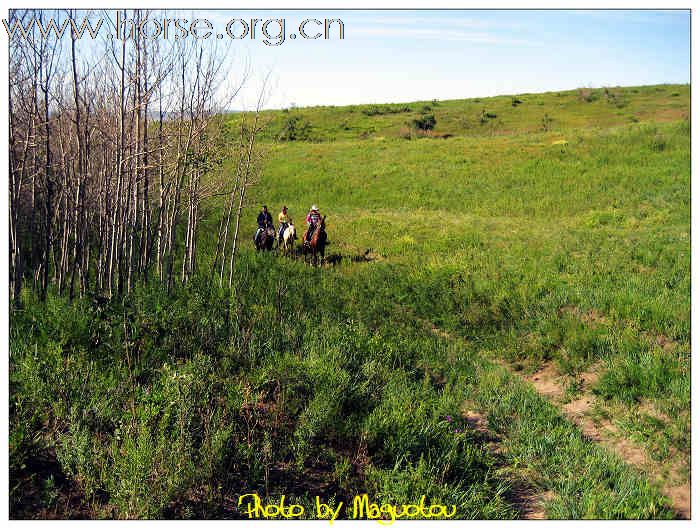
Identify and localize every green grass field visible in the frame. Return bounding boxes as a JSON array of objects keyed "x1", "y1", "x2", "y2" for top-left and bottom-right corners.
[{"x1": 10, "y1": 84, "x2": 690, "y2": 519}]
